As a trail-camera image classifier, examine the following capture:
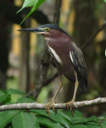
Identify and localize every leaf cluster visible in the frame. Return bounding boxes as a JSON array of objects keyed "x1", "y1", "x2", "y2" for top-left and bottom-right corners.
[{"x1": 0, "y1": 89, "x2": 106, "y2": 128}]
